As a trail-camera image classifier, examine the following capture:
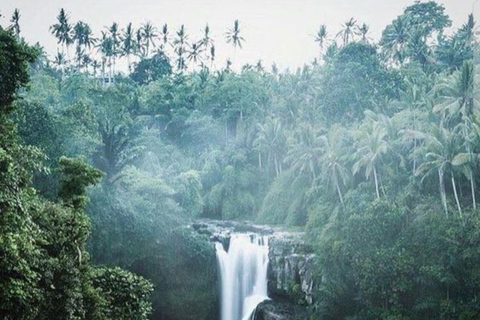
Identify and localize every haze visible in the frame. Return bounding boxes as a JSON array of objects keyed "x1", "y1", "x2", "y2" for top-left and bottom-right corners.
[{"x1": 1, "y1": 0, "x2": 474, "y2": 70}]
